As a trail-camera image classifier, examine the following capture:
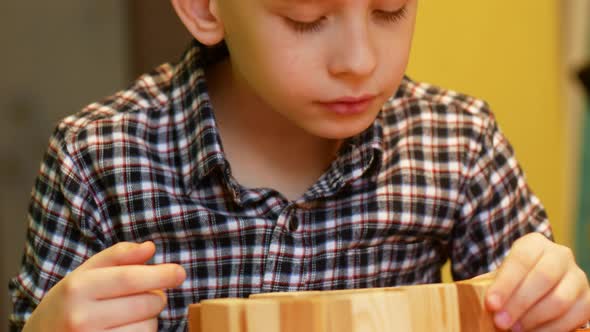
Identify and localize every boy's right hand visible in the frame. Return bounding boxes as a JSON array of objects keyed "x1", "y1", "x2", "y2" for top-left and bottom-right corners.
[{"x1": 23, "y1": 241, "x2": 186, "y2": 332}]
